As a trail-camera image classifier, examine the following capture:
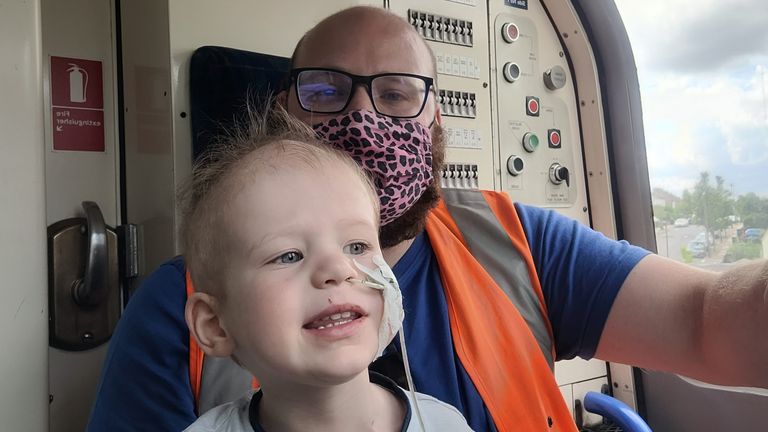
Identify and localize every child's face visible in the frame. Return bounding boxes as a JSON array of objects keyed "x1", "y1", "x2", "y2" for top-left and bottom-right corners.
[{"x1": 218, "y1": 155, "x2": 383, "y2": 388}]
